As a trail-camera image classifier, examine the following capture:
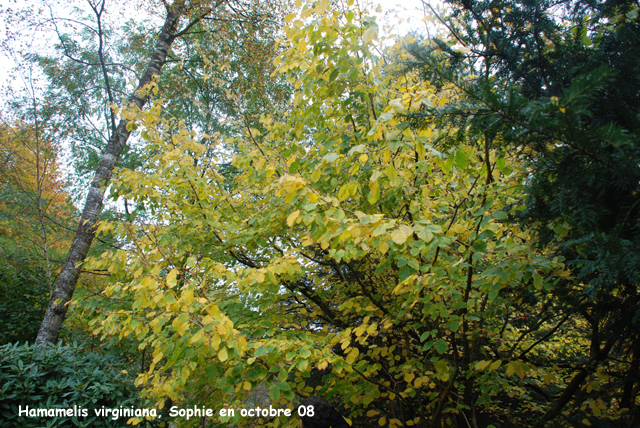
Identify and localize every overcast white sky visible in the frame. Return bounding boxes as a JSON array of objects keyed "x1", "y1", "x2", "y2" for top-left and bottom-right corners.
[{"x1": 376, "y1": 0, "x2": 428, "y2": 32}]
